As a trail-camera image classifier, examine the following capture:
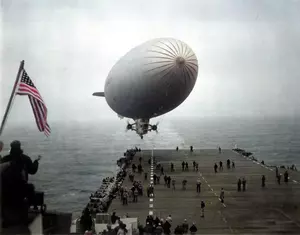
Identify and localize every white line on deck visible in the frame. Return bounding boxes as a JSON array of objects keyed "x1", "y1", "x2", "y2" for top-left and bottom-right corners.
[
  {"x1": 293, "y1": 180, "x2": 298, "y2": 183},
  {"x1": 150, "y1": 198, "x2": 153, "y2": 202},
  {"x1": 149, "y1": 210, "x2": 153, "y2": 215},
  {"x1": 149, "y1": 204, "x2": 153, "y2": 208}
]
